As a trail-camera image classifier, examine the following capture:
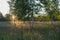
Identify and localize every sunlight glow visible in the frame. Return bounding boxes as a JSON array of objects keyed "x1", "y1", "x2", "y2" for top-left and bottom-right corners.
[
  {"x1": 10, "y1": 15, "x2": 19, "y2": 26},
  {"x1": 10, "y1": 15, "x2": 26, "y2": 27},
  {"x1": 11, "y1": 15, "x2": 16, "y2": 25},
  {"x1": 0, "y1": 0, "x2": 9, "y2": 15},
  {"x1": 12, "y1": 15, "x2": 15, "y2": 20}
]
